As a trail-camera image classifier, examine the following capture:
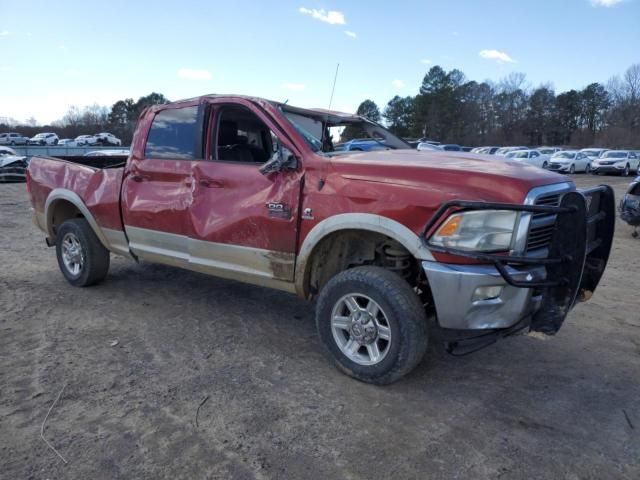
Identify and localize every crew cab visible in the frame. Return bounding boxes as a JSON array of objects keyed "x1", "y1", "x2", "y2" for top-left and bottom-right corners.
[{"x1": 26, "y1": 95, "x2": 615, "y2": 384}]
